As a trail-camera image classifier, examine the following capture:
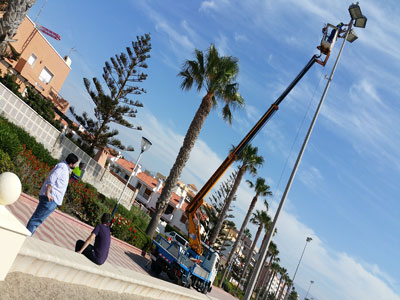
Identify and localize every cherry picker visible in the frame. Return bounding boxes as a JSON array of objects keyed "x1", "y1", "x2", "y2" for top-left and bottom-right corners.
[{"x1": 185, "y1": 23, "x2": 346, "y2": 255}]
